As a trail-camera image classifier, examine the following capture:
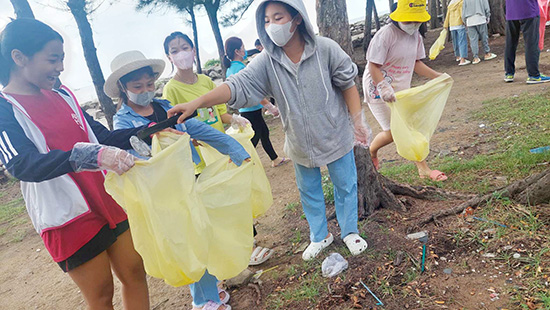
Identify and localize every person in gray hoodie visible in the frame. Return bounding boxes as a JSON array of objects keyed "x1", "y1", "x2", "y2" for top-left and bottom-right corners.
[
  {"x1": 168, "y1": 0, "x2": 371, "y2": 261},
  {"x1": 463, "y1": 0, "x2": 497, "y2": 64}
]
